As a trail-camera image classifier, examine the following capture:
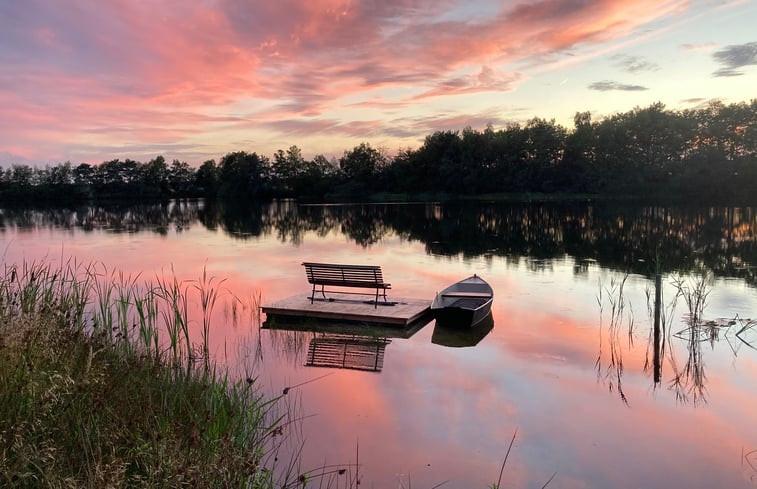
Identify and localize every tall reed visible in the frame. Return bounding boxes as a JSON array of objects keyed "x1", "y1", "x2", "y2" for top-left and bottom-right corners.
[
  {"x1": 667, "y1": 272, "x2": 712, "y2": 404},
  {"x1": 596, "y1": 274, "x2": 633, "y2": 404},
  {"x1": 0, "y1": 259, "x2": 303, "y2": 488}
]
